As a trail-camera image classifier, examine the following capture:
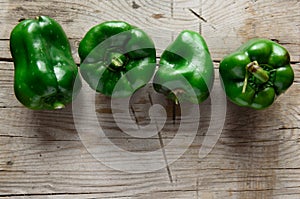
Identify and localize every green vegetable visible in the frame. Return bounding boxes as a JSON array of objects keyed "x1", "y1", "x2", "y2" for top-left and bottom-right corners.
[
  {"x1": 78, "y1": 21, "x2": 156, "y2": 97},
  {"x1": 10, "y1": 16, "x2": 81, "y2": 110},
  {"x1": 153, "y1": 30, "x2": 214, "y2": 104},
  {"x1": 219, "y1": 38, "x2": 294, "y2": 110}
]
